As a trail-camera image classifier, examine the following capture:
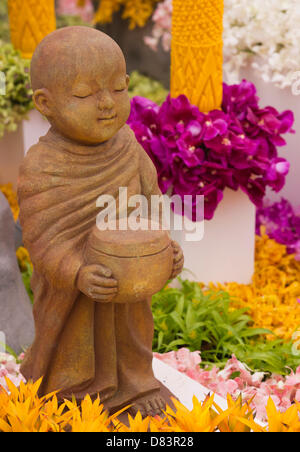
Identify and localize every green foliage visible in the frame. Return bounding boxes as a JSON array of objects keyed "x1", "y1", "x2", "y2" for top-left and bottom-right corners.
[
  {"x1": 128, "y1": 71, "x2": 168, "y2": 105},
  {"x1": 21, "y1": 263, "x2": 33, "y2": 304},
  {"x1": 56, "y1": 14, "x2": 93, "y2": 29},
  {"x1": 223, "y1": 340, "x2": 300, "y2": 376},
  {"x1": 0, "y1": 0, "x2": 9, "y2": 43},
  {"x1": 0, "y1": 41, "x2": 34, "y2": 138},
  {"x1": 152, "y1": 279, "x2": 300, "y2": 375}
]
